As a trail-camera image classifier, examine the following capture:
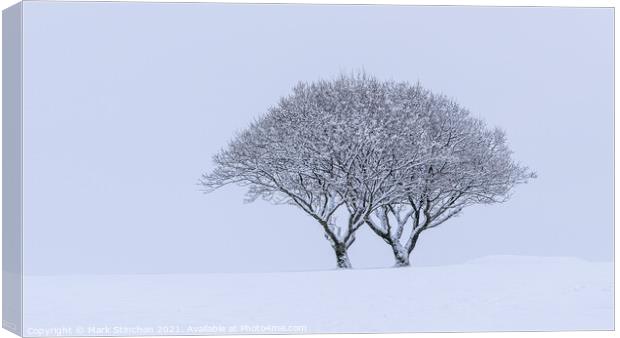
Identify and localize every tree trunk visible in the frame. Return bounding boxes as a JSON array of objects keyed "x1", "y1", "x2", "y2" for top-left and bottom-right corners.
[
  {"x1": 390, "y1": 241, "x2": 410, "y2": 267},
  {"x1": 333, "y1": 244, "x2": 352, "y2": 269},
  {"x1": 403, "y1": 228, "x2": 424, "y2": 265},
  {"x1": 408, "y1": 230, "x2": 422, "y2": 255}
]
